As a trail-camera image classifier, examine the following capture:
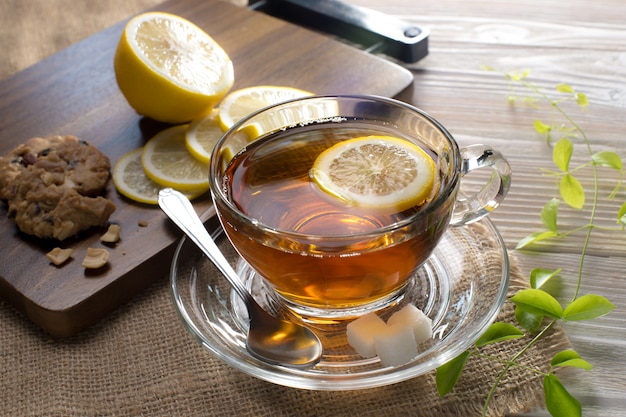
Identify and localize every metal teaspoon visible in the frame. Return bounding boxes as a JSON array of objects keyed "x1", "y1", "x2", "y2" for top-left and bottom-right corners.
[{"x1": 158, "y1": 188, "x2": 323, "y2": 368}]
